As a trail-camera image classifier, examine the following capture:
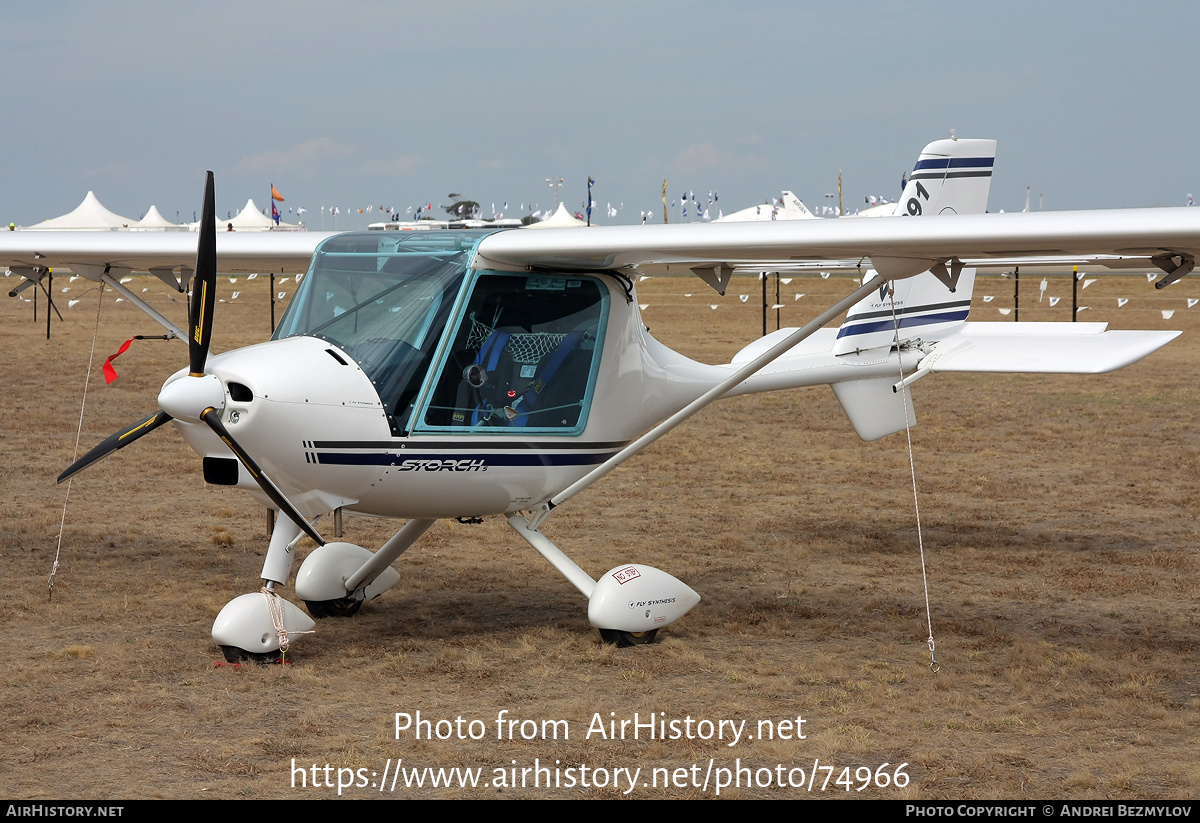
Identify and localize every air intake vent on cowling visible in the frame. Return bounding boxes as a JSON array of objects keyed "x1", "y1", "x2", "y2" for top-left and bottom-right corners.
[
  {"x1": 228, "y1": 382, "x2": 254, "y2": 402},
  {"x1": 203, "y1": 456, "x2": 239, "y2": 486}
]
